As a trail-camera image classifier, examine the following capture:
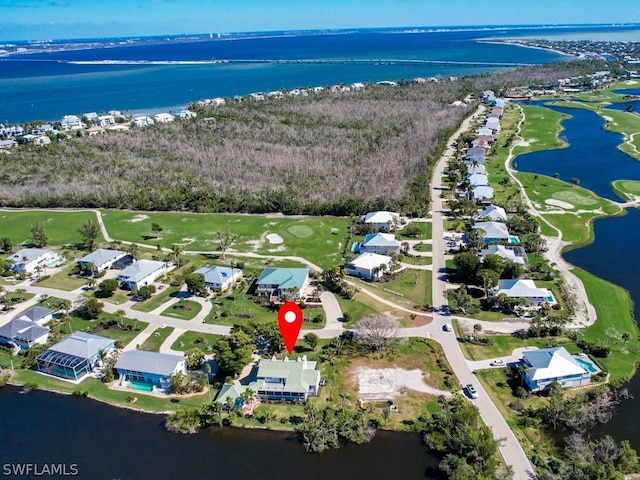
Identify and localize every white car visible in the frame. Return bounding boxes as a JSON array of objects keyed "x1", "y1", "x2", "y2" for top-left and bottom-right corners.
[
  {"x1": 490, "y1": 359, "x2": 505, "y2": 366},
  {"x1": 465, "y1": 384, "x2": 479, "y2": 399}
]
